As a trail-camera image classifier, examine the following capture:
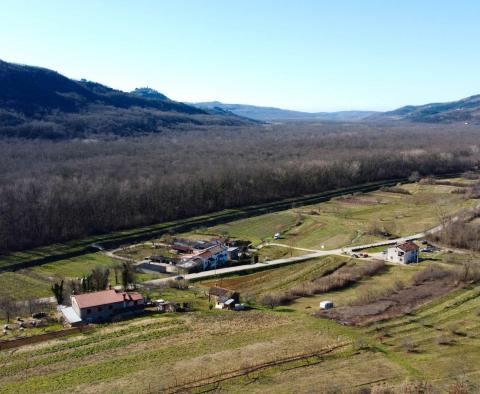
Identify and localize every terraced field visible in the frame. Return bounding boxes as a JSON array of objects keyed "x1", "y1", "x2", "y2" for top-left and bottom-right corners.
[
  {"x1": 0, "y1": 311, "x2": 358, "y2": 394},
  {"x1": 200, "y1": 256, "x2": 347, "y2": 297},
  {"x1": 364, "y1": 286, "x2": 480, "y2": 387}
]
